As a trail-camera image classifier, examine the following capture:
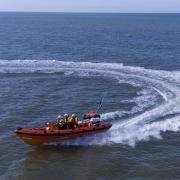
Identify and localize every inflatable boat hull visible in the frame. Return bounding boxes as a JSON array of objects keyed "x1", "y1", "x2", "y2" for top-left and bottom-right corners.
[{"x1": 15, "y1": 123, "x2": 112, "y2": 145}]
